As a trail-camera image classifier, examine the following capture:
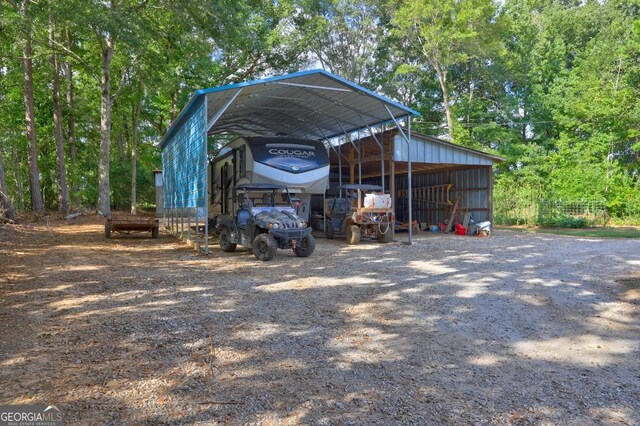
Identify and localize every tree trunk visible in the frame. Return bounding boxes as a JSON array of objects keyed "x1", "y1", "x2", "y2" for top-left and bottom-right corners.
[
  {"x1": 21, "y1": 1, "x2": 44, "y2": 213},
  {"x1": 97, "y1": 33, "x2": 115, "y2": 216},
  {"x1": 131, "y1": 79, "x2": 142, "y2": 215},
  {"x1": 0, "y1": 149, "x2": 7, "y2": 196},
  {"x1": 12, "y1": 138, "x2": 25, "y2": 209},
  {"x1": 467, "y1": 62, "x2": 474, "y2": 141},
  {"x1": 65, "y1": 27, "x2": 78, "y2": 207},
  {"x1": 435, "y1": 63, "x2": 454, "y2": 141},
  {"x1": 118, "y1": 130, "x2": 125, "y2": 167},
  {"x1": 170, "y1": 90, "x2": 177, "y2": 123},
  {"x1": 50, "y1": 17, "x2": 70, "y2": 213},
  {"x1": 0, "y1": 150, "x2": 15, "y2": 221}
]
